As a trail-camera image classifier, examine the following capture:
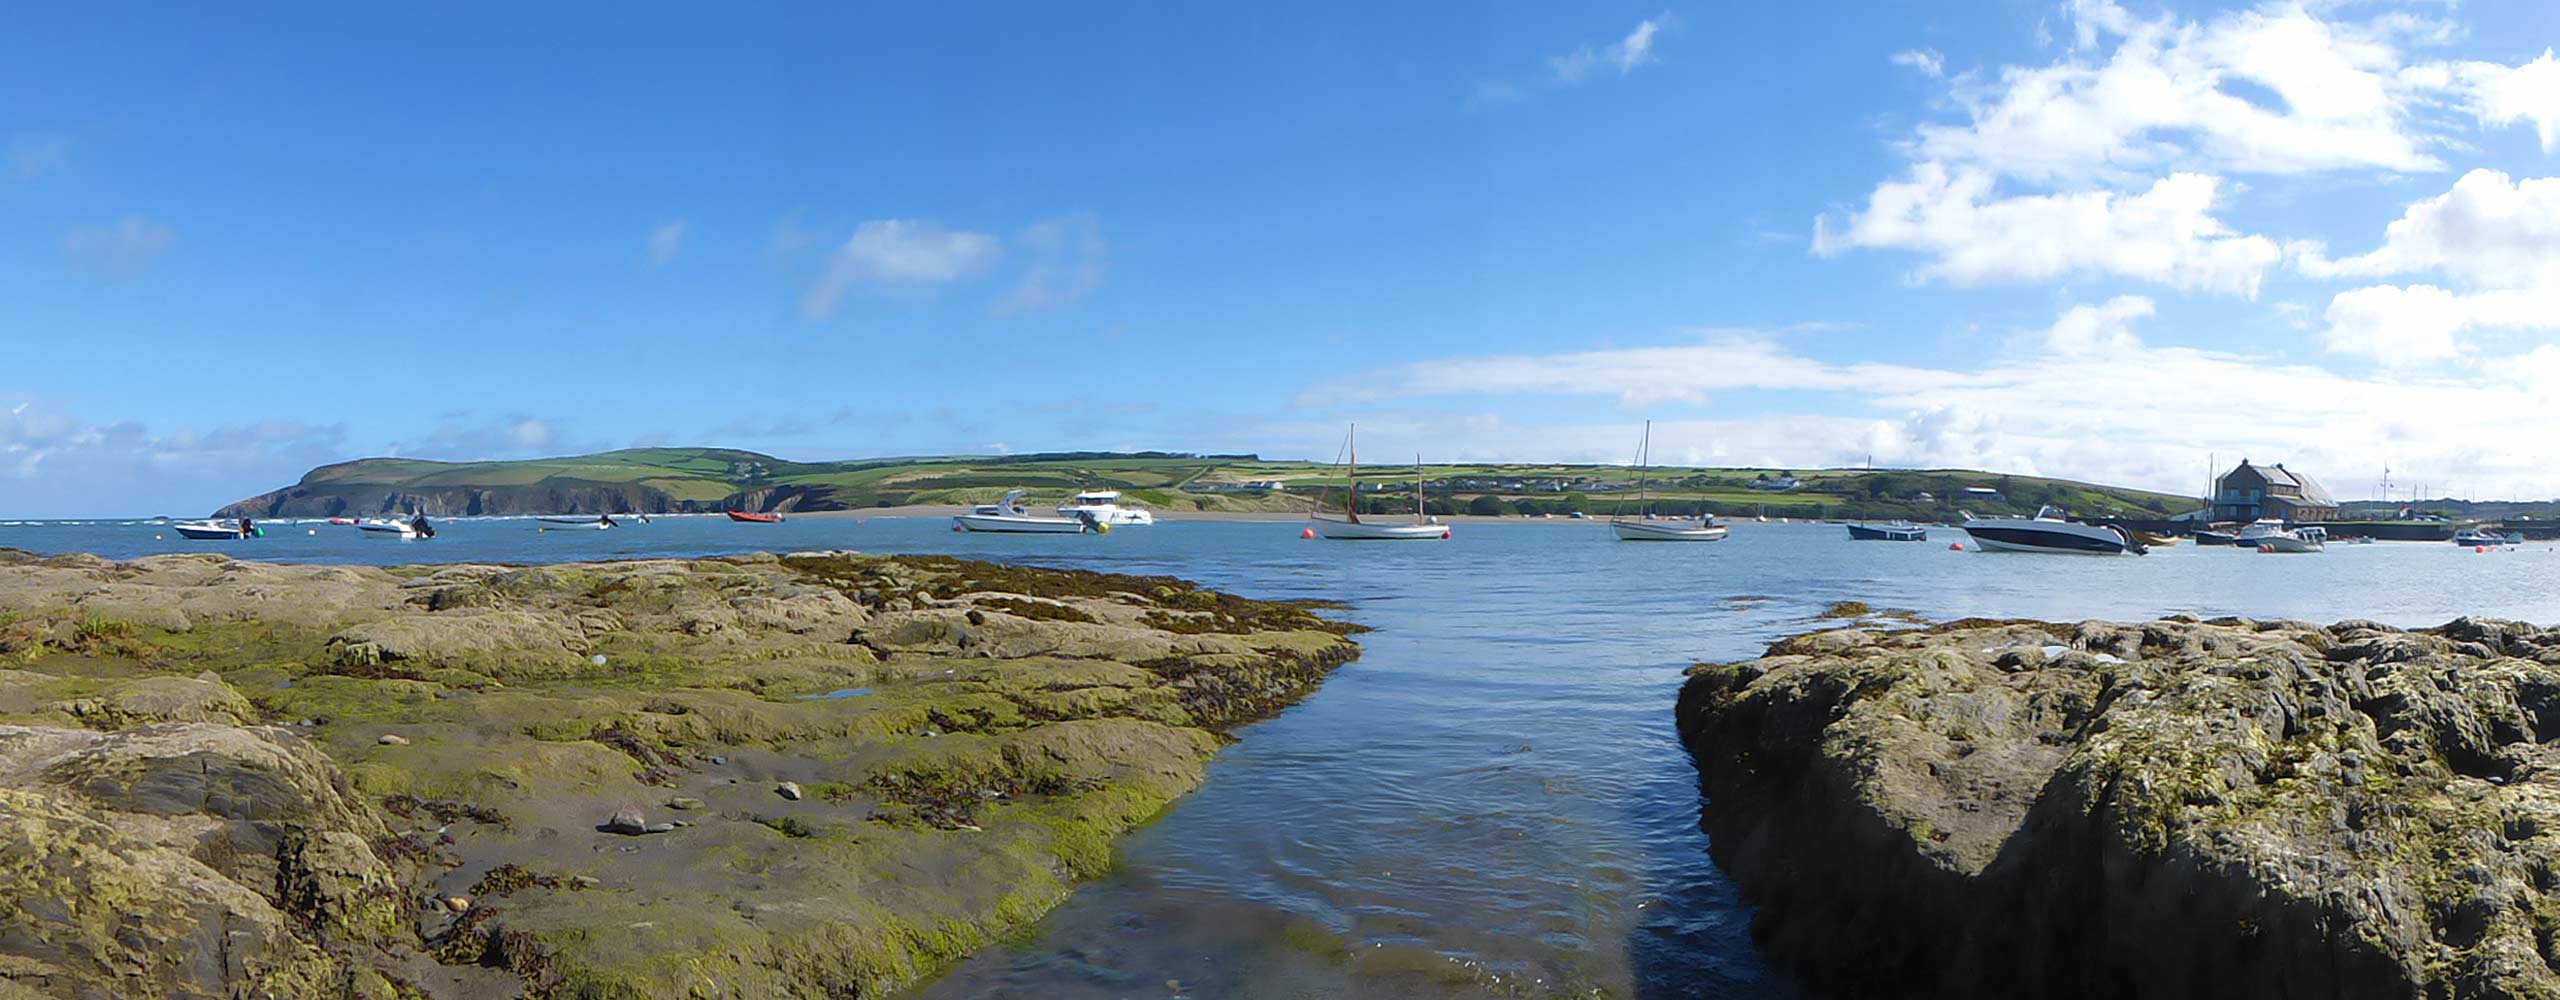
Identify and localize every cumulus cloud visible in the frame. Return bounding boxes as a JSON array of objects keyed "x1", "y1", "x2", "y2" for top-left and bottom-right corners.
[
  {"x1": 800, "y1": 219, "x2": 1001, "y2": 322},
  {"x1": 1816, "y1": 165, "x2": 2280, "y2": 295},
  {"x1": 646, "y1": 220, "x2": 687, "y2": 268},
  {"x1": 9, "y1": 133, "x2": 67, "y2": 182},
  {"x1": 0, "y1": 399, "x2": 347, "y2": 516},
  {"x1": 2294, "y1": 171, "x2": 2560, "y2": 360},
  {"x1": 61, "y1": 215, "x2": 175, "y2": 280},
  {"x1": 1551, "y1": 14, "x2": 1670, "y2": 85},
  {"x1": 1290, "y1": 302, "x2": 2560, "y2": 498},
  {"x1": 992, "y1": 212, "x2": 1108, "y2": 318},
  {"x1": 2455, "y1": 50, "x2": 2560, "y2": 153},
  {"x1": 386, "y1": 413, "x2": 606, "y2": 461}
]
